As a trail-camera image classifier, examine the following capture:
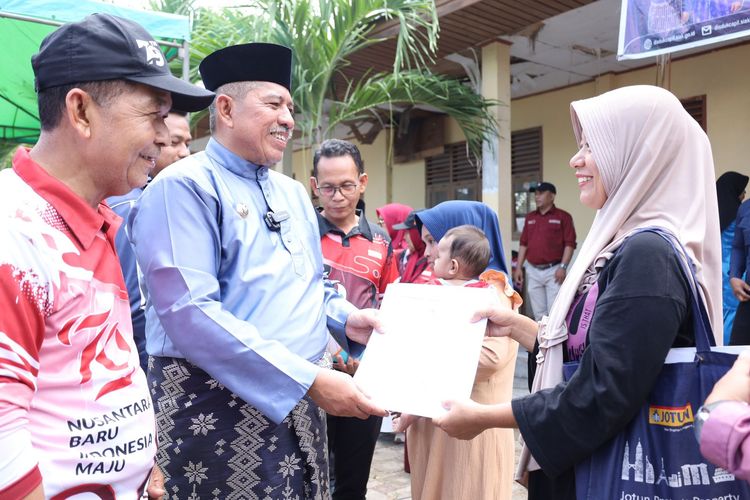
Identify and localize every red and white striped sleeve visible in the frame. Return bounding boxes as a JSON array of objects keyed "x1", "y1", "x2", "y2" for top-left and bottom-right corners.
[{"x1": 0, "y1": 227, "x2": 49, "y2": 497}]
